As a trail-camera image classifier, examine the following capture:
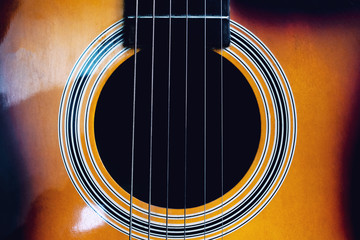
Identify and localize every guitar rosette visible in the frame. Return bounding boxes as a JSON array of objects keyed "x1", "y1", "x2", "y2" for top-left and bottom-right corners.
[{"x1": 59, "y1": 20, "x2": 296, "y2": 239}]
